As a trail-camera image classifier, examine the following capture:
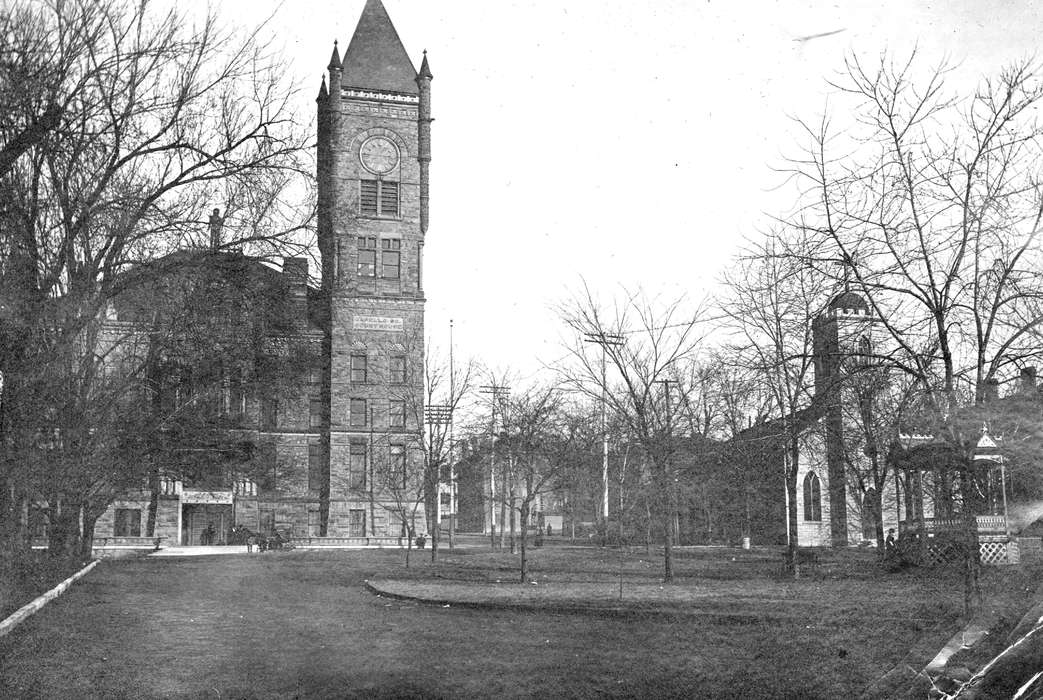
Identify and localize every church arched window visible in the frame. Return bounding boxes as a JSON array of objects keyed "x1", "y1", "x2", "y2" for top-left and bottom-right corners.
[
  {"x1": 858, "y1": 336, "x2": 872, "y2": 363},
  {"x1": 803, "y1": 472, "x2": 822, "y2": 522}
]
